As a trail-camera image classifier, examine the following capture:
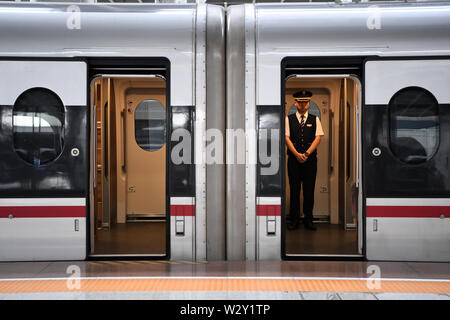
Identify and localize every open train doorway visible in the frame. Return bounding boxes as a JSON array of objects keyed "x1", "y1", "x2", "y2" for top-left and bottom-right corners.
[
  {"x1": 89, "y1": 76, "x2": 168, "y2": 257},
  {"x1": 284, "y1": 75, "x2": 363, "y2": 257}
]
